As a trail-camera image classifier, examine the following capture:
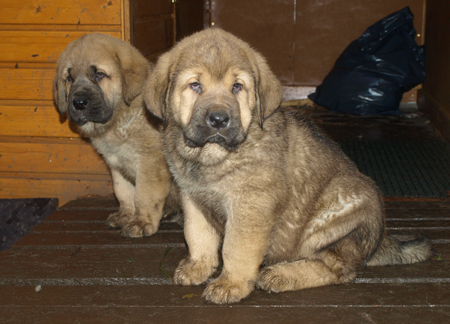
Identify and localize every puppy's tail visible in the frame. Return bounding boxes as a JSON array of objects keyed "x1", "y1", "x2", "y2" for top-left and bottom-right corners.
[{"x1": 366, "y1": 234, "x2": 432, "y2": 266}]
